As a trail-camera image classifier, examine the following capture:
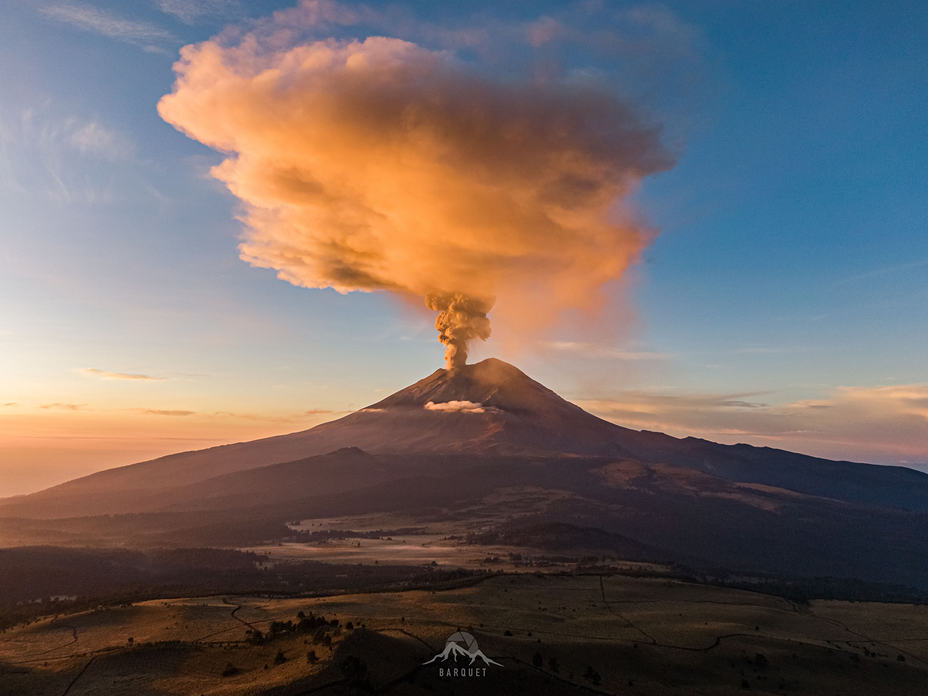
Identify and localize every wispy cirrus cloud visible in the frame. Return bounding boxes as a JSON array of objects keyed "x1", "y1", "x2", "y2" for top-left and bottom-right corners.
[
  {"x1": 81, "y1": 368, "x2": 163, "y2": 381},
  {"x1": 833, "y1": 258, "x2": 928, "y2": 287},
  {"x1": 0, "y1": 107, "x2": 136, "y2": 201},
  {"x1": 130, "y1": 408, "x2": 342, "y2": 423},
  {"x1": 579, "y1": 383, "x2": 928, "y2": 467},
  {"x1": 138, "y1": 408, "x2": 195, "y2": 416},
  {"x1": 546, "y1": 341, "x2": 669, "y2": 361},
  {"x1": 728, "y1": 346, "x2": 797, "y2": 355},
  {"x1": 578, "y1": 390, "x2": 769, "y2": 423},
  {"x1": 40, "y1": 402, "x2": 87, "y2": 411},
  {"x1": 69, "y1": 121, "x2": 135, "y2": 161},
  {"x1": 41, "y1": 3, "x2": 175, "y2": 49},
  {"x1": 154, "y1": 0, "x2": 242, "y2": 25}
]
